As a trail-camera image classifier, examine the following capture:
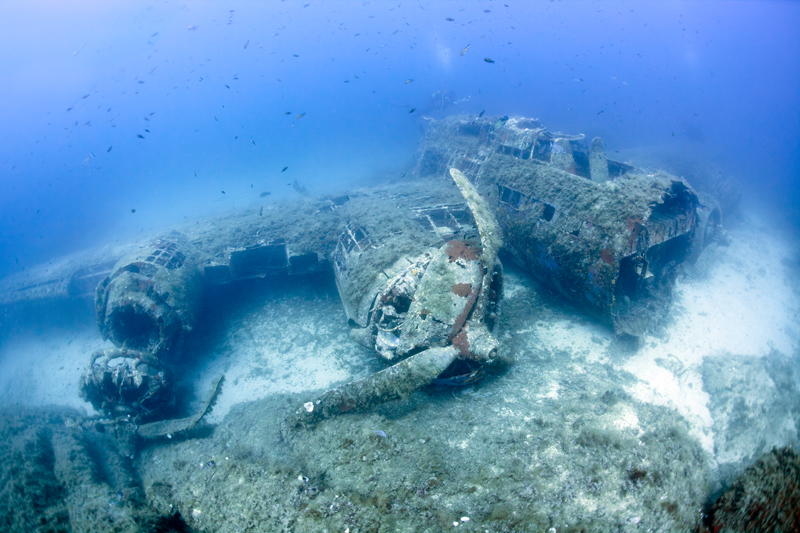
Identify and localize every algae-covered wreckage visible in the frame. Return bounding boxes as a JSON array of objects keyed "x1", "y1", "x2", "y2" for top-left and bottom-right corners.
[
  {"x1": 414, "y1": 115, "x2": 725, "y2": 336},
  {"x1": 0, "y1": 113, "x2": 765, "y2": 532}
]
